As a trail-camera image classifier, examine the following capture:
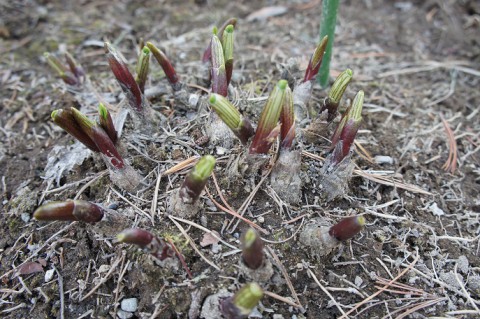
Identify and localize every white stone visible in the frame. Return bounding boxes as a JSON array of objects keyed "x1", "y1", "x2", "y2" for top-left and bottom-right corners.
[
  {"x1": 44, "y1": 269, "x2": 55, "y2": 282},
  {"x1": 121, "y1": 298, "x2": 138, "y2": 312},
  {"x1": 117, "y1": 309, "x2": 133, "y2": 319}
]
